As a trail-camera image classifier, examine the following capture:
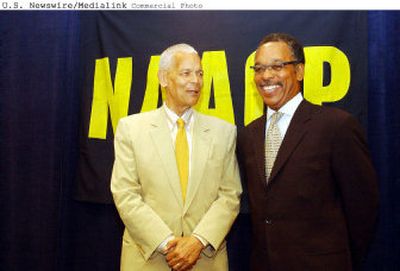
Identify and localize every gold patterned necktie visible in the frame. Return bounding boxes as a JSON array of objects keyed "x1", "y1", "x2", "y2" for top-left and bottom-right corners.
[
  {"x1": 265, "y1": 112, "x2": 283, "y2": 182},
  {"x1": 176, "y1": 118, "x2": 189, "y2": 201}
]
